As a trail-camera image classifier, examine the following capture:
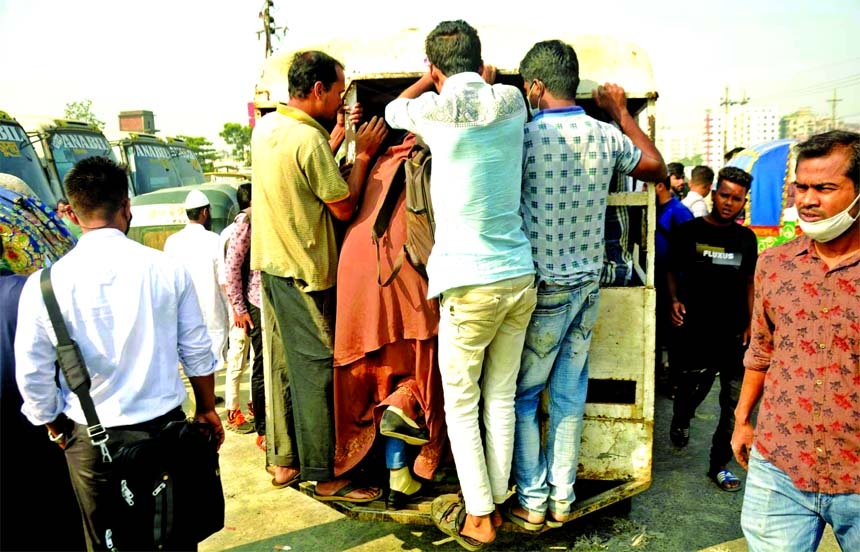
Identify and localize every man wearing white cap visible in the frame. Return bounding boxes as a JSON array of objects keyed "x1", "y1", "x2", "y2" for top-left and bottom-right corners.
[{"x1": 164, "y1": 189, "x2": 230, "y2": 374}]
